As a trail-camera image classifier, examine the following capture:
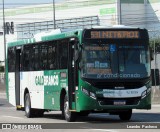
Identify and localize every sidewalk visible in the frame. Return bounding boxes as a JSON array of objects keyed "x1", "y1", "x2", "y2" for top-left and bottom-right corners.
[
  {"x1": 0, "y1": 82, "x2": 5, "y2": 93},
  {"x1": 152, "y1": 86, "x2": 160, "y2": 104},
  {"x1": 0, "y1": 92, "x2": 6, "y2": 99},
  {"x1": 0, "y1": 82, "x2": 6, "y2": 99}
]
